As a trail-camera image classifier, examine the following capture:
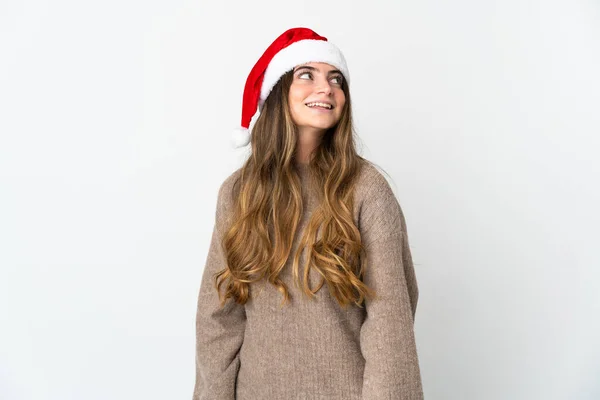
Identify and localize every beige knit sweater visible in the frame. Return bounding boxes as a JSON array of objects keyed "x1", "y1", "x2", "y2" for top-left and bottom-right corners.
[{"x1": 193, "y1": 161, "x2": 423, "y2": 399}]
